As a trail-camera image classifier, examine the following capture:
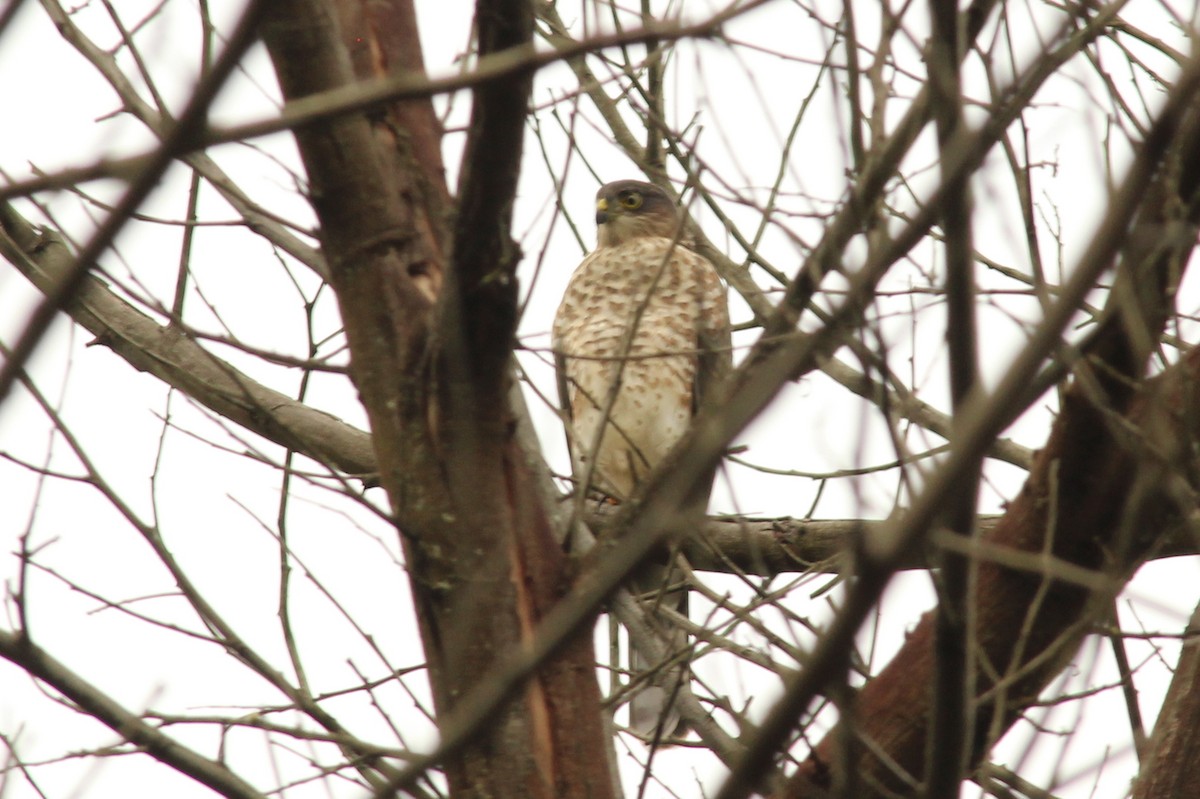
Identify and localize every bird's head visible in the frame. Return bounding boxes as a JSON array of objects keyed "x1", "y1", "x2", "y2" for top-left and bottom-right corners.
[{"x1": 594, "y1": 180, "x2": 680, "y2": 248}]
